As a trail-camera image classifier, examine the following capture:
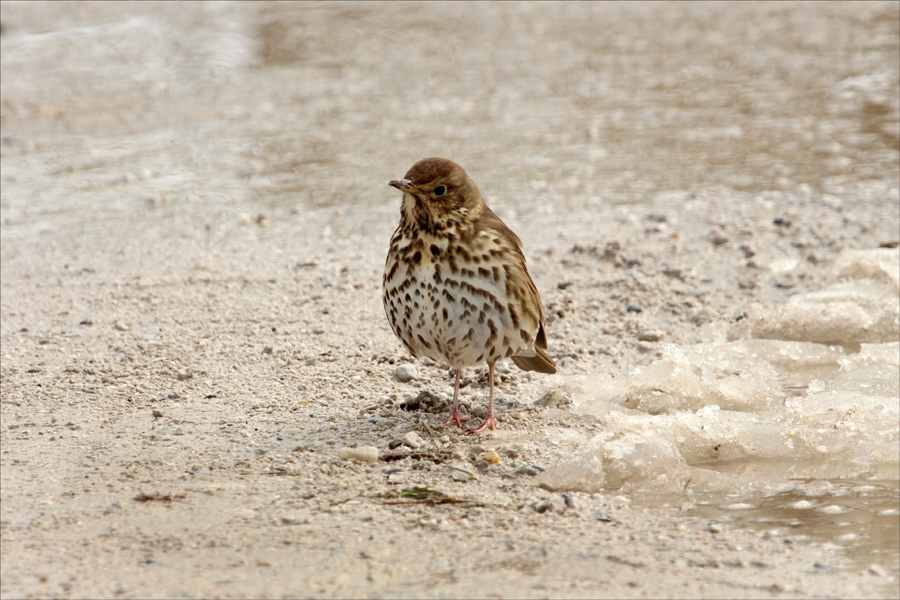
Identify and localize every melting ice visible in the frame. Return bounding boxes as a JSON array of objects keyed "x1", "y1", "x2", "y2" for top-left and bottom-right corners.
[
  {"x1": 538, "y1": 248, "x2": 899, "y2": 495},
  {"x1": 536, "y1": 248, "x2": 899, "y2": 575}
]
